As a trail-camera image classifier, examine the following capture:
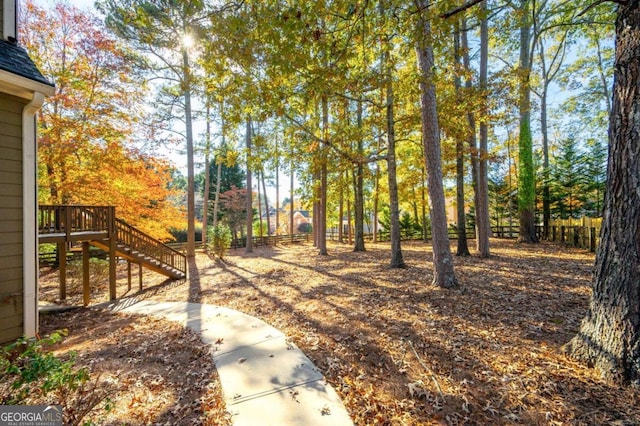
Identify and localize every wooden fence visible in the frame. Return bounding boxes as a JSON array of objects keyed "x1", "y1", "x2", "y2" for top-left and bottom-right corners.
[
  {"x1": 545, "y1": 217, "x2": 602, "y2": 252},
  {"x1": 107, "y1": 217, "x2": 602, "y2": 258},
  {"x1": 230, "y1": 233, "x2": 310, "y2": 249}
]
